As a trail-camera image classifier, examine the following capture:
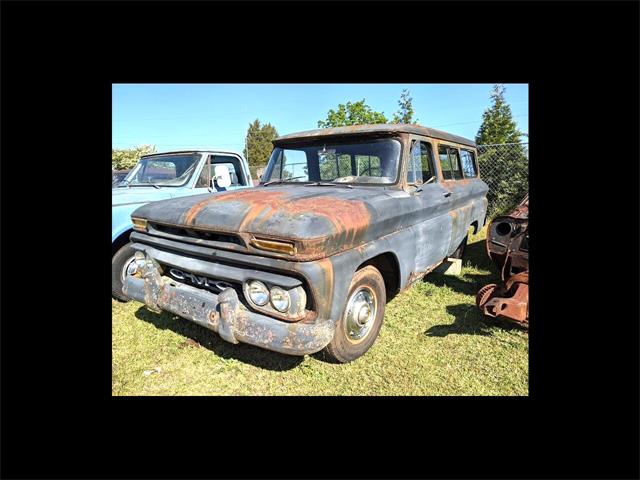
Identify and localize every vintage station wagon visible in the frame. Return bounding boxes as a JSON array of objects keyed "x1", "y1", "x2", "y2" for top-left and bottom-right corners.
[{"x1": 123, "y1": 124, "x2": 488, "y2": 362}]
